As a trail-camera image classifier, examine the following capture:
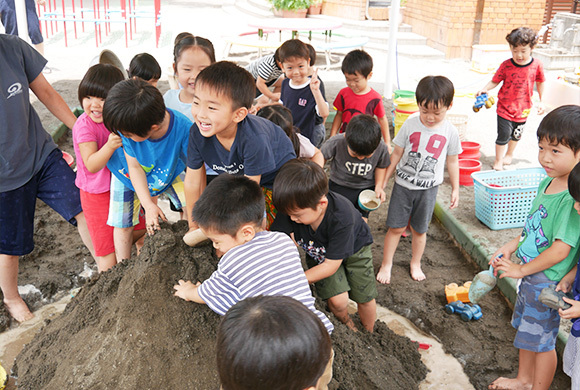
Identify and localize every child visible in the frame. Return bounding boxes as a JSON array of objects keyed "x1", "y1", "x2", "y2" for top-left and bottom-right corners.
[
  {"x1": 279, "y1": 39, "x2": 329, "y2": 148},
  {"x1": 271, "y1": 159, "x2": 377, "y2": 332},
  {"x1": 103, "y1": 79, "x2": 191, "y2": 261},
  {"x1": 256, "y1": 105, "x2": 324, "y2": 167},
  {"x1": 72, "y1": 64, "x2": 145, "y2": 272},
  {"x1": 183, "y1": 61, "x2": 296, "y2": 230},
  {"x1": 244, "y1": 47, "x2": 284, "y2": 103},
  {"x1": 128, "y1": 53, "x2": 161, "y2": 87},
  {"x1": 173, "y1": 175, "x2": 333, "y2": 335},
  {"x1": 322, "y1": 114, "x2": 390, "y2": 221},
  {"x1": 477, "y1": 27, "x2": 545, "y2": 171},
  {"x1": 330, "y1": 49, "x2": 391, "y2": 150},
  {"x1": 488, "y1": 105, "x2": 580, "y2": 390},
  {"x1": 216, "y1": 295, "x2": 333, "y2": 390},
  {"x1": 557, "y1": 161, "x2": 580, "y2": 390},
  {"x1": 376, "y1": 76, "x2": 461, "y2": 284},
  {"x1": 0, "y1": 34, "x2": 94, "y2": 322}
]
